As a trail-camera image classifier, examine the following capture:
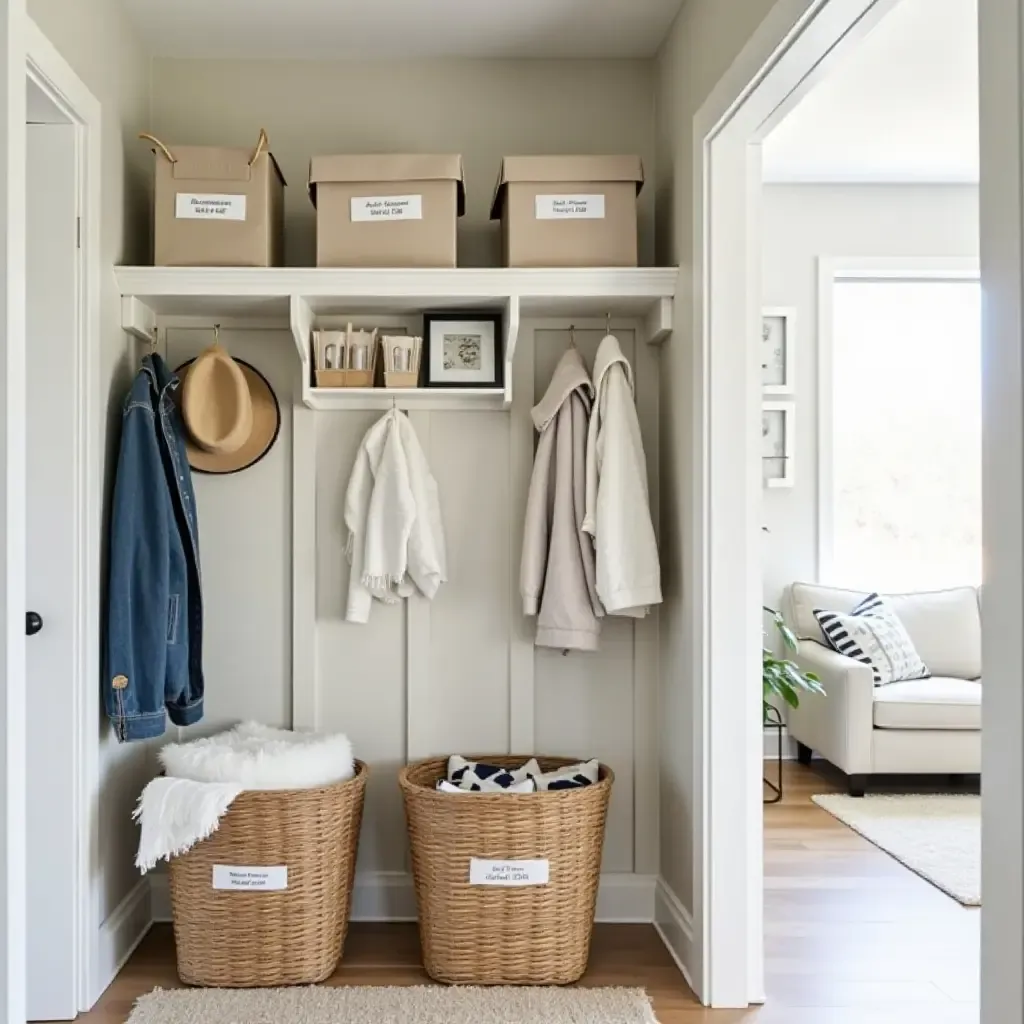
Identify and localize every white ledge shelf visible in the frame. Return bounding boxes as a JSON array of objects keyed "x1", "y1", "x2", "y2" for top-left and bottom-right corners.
[
  {"x1": 306, "y1": 387, "x2": 506, "y2": 412},
  {"x1": 116, "y1": 266, "x2": 677, "y2": 411}
]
